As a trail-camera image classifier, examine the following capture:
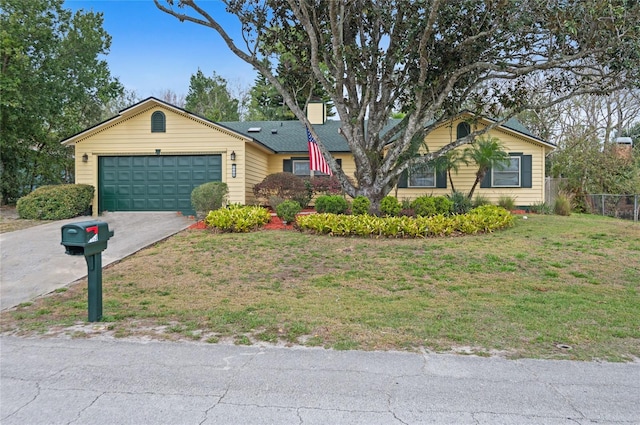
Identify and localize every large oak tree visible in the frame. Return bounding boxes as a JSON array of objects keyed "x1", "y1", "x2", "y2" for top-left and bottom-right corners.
[
  {"x1": 1, "y1": 0, "x2": 122, "y2": 203},
  {"x1": 156, "y1": 0, "x2": 640, "y2": 206}
]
